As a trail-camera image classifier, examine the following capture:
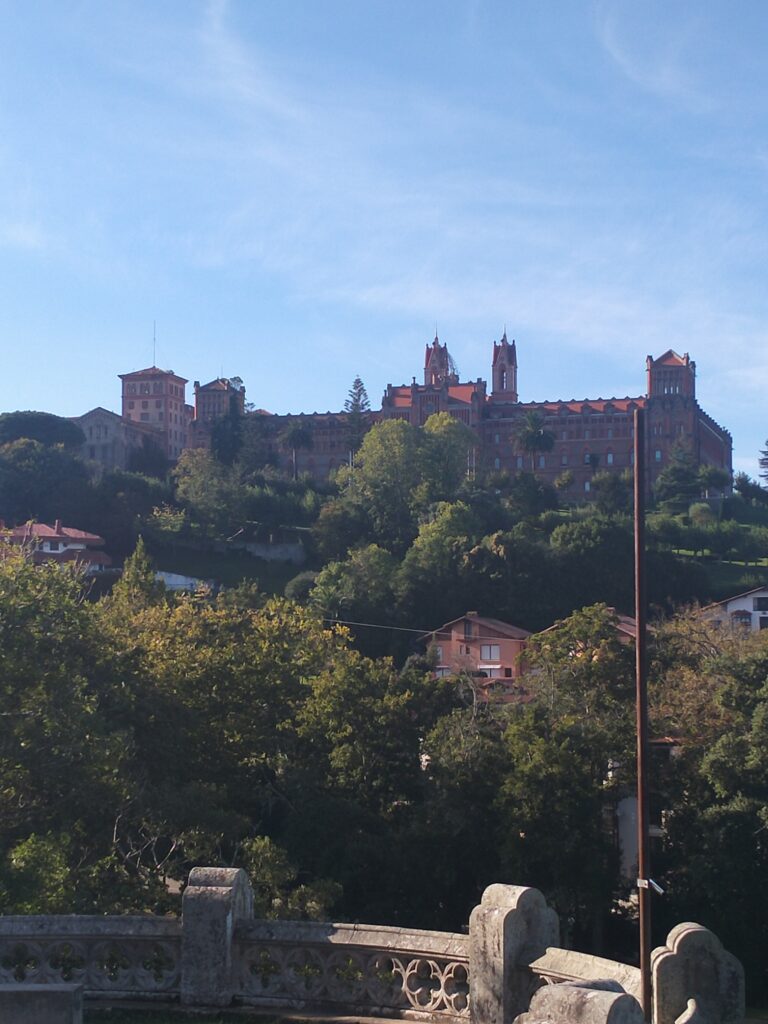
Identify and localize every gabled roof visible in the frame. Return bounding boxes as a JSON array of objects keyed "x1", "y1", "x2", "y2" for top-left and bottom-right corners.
[
  {"x1": 701, "y1": 585, "x2": 768, "y2": 611},
  {"x1": 119, "y1": 366, "x2": 188, "y2": 383},
  {"x1": 9, "y1": 522, "x2": 106, "y2": 546},
  {"x1": 198, "y1": 378, "x2": 239, "y2": 392},
  {"x1": 537, "y1": 608, "x2": 637, "y2": 640},
  {"x1": 425, "y1": 612, "x2": 531, "y2": 641},
  {"x1": 72, "y1": 407, "x2": 121, "y2": 422},
  {"x1": 650, "y1": 350, "x2": 690, "y2": 368}
]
